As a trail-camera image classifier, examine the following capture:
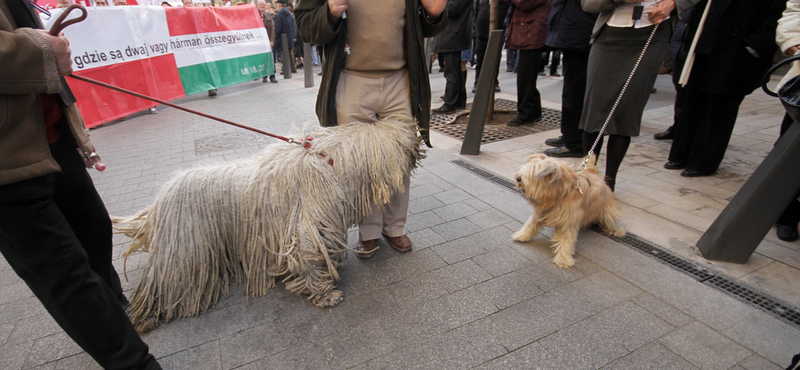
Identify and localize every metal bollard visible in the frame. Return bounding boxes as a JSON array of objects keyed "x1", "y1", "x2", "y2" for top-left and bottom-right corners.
[
  {"x1": 281, "y1": 34, "x2": 292, "y2": 79},
  {"x1": 303, "y1": 43, "x2": 314, "y2": 88},
  {"x1": 461, "y1": 30, "x2": 504, "y2": 155}
]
